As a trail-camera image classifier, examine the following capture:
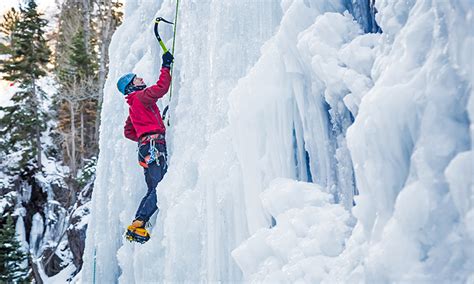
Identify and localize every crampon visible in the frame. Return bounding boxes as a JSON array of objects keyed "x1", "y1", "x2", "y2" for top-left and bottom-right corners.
[{"x1": 125, "y1": 225, "x2": 150, "y2": 244}]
